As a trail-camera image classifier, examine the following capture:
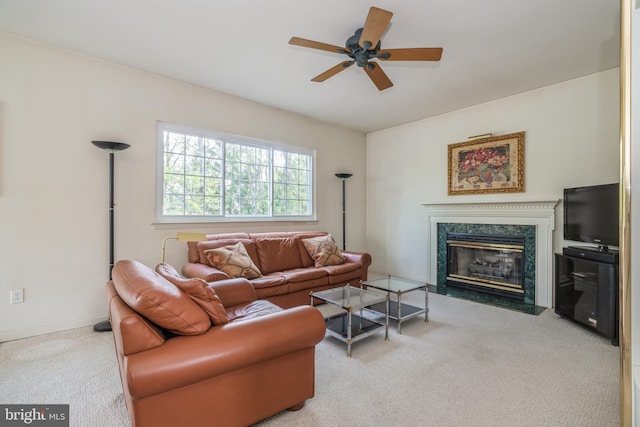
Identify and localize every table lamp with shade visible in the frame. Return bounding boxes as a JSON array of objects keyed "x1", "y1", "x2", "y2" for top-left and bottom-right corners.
[{"x1": 161, "y1": 231, "x2": 208, "y2": 263}]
